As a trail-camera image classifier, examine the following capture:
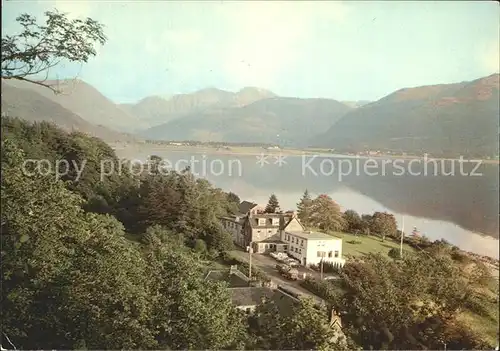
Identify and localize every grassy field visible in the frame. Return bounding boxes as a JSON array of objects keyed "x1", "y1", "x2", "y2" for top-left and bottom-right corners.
[
  {"x1": 460, "y1": 304, "x2": 499, "y2": 346},
  {"x1": 321, "y1": 231, "x2": 416, "y2": 258}
]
